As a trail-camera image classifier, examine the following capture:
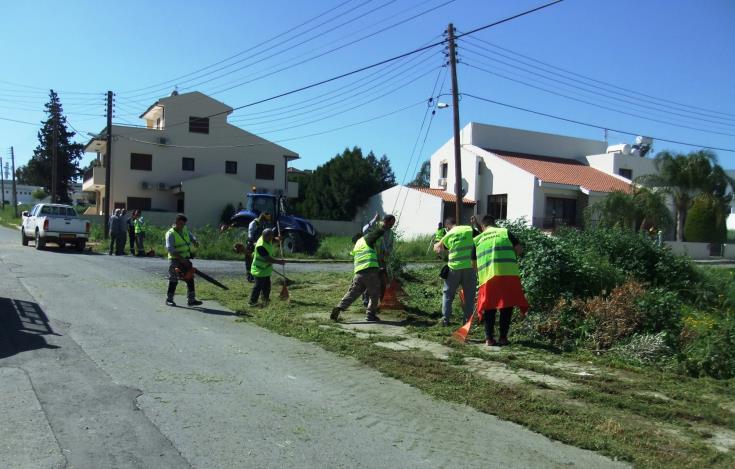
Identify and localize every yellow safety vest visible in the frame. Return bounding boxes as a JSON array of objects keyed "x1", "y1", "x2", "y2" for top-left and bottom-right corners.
[
  {"x1": 251, "y1": 236, "x2": 275, "y2": 277},
  {"x1": 166, "y1": 227, "x2": 192, "y2": 260},
  {"x1": 352, "y1": 237, "x2": 379, "y2": 273},
  {"x1": 474, "y1": 227, "x2": 520, "y2": 286},
  {"x1": 442, "y1": 226, "x2": 475, "y2": 270}
]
